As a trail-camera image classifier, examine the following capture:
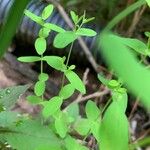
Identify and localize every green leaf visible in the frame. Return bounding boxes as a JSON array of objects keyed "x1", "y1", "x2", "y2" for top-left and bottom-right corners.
[
  {"x1": 114, "y1": 35, "x2": 148, "y2": 55},
  {"x1": 24, "y1": 10, "x2": 44, "y2": 26},
  {"x1": 85, "y1": 100, "x2": 101, "y2": 121},
  {"x1": 44, "y1": 23, "x2": 65, "y2": 33},
  {"x1": 43, "y1": 56, "x2": 66, "y2": 71},
  {"x1": 42, "y1": 4, "x2": 54, "y2": 20},
  {"x1": 38, "y1": 73, "x2": 49, "y2": 82},
  {"x1": 65, "y1": 70, "x2": 86, "y2": 94},
  {"x1": 39, "y1": 27, "x2": 50, "y2": 38},
  {"x1": 55, "y1": 112, "x2": 68, "y2": 138},
  {"x1": 0, "y1": 0, "x2": 30, "y2": 57},
  {"x1": 76, "y1": 28, "x2": 97, "y2": 37},
  {"x1": 70, "y1": 11, "x2": 78, "y2": 24},
  {"x1": 99, "y1": 101, "x2": 129, "y2": 150},
  {"x1": 27, "y1": 95, "x2": 43, "y2": 104},
  {"x1": 18, "y1": 56, "x2": 41, "y2": 63},
  {"x1": 66, "y1": 102, "x2": 79, "y2": 121},
  {"x1": 99, "y1": 32, "x2": 150, "y2": 109},
  {"x1": 0, "y1": 111, "x2": 18, "y2": 127},
  {"x1": 74, "y1": 118, "x2": 91, "y2": 135},
  {"x1": 4, "y1": 120, "x2": 62, "y2": 150},
  {"x1": 54, "y1": 31, "x2": 78, "y2": 48},
  {"x1": 0, "y1": 85, "x2": 30, "y2": 109},
  {"x1": 42, "y1": 96, "x2": 63, "y2": 118},
  {"x1": 65, "y1": 135, "x2": 88, "y2": 150},
  {"x1": 83, "y1": 17, "x2": 95, "y2": 24},
  {"x1": 145, "y1": 0, "x2": 150, "y2": 7},
  {"x1": 145, "y1": 31, "x2": 150, "y2": 38},
  {"x1": 90, "y1": 121, "x2": 101, "y2": 142},
  {"x1": 59, "y1": 84, "x2": 75, "y2": 100},
  {"x1": 34, "y1": 81, "x2": 46, "y2": 96},
  {"x1": 112, "y1": 91, "x2": 128, "y2": 113},
  {"x1": 35, "y1": 38, "x2": 47, "y2": 55},
  {"x1": 97, "y1": 73, "x2": 109, "y2": 86}
]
